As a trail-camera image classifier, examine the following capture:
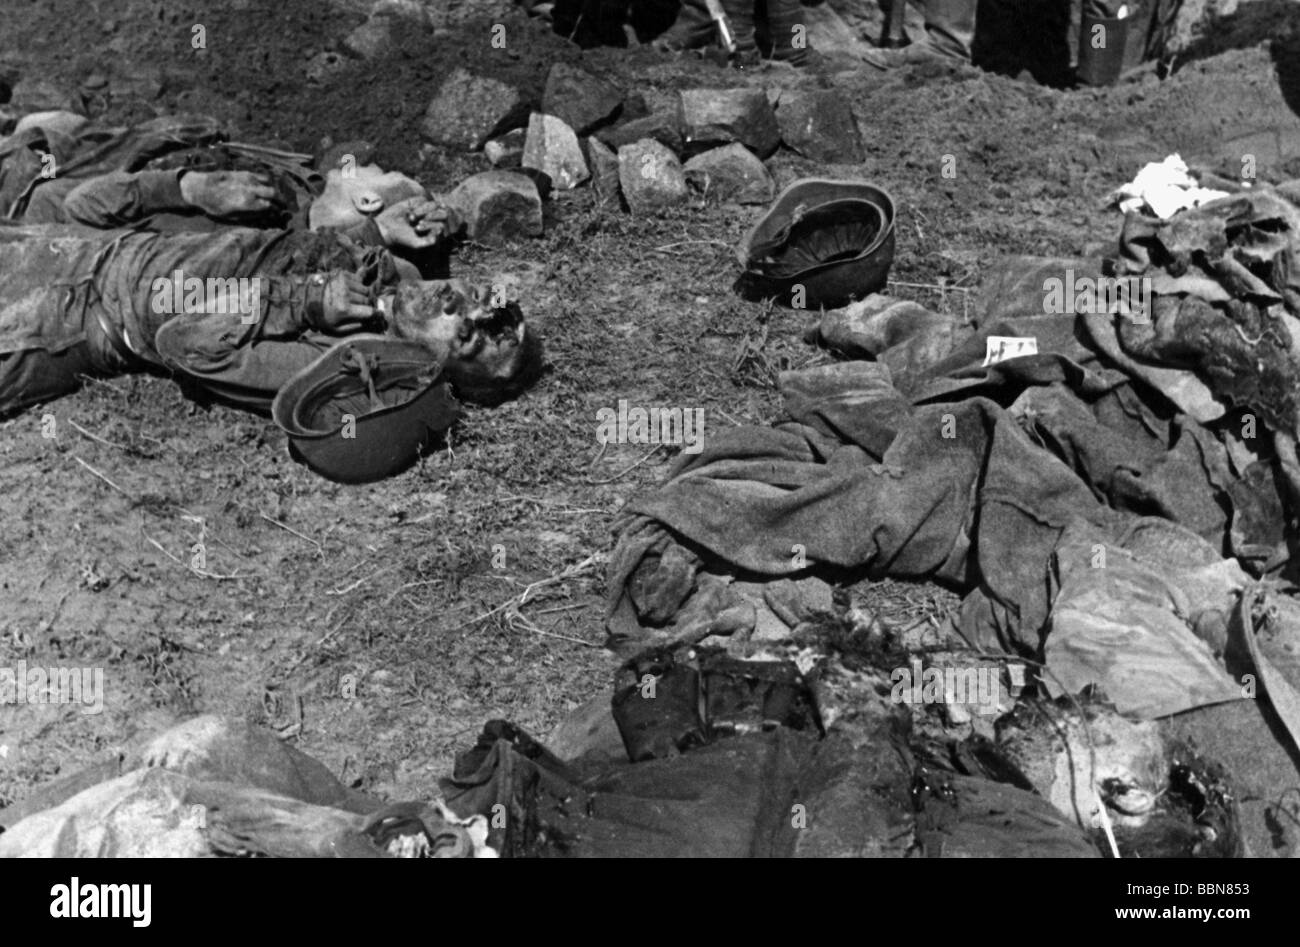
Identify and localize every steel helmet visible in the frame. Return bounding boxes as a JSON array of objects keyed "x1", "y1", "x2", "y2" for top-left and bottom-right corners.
[
  {"x1": 735, "y1": 177, "x2": 896, "y2": 310},
  {"x1": 272, "y1": 336, "x2": 460, "y2": 484}
]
